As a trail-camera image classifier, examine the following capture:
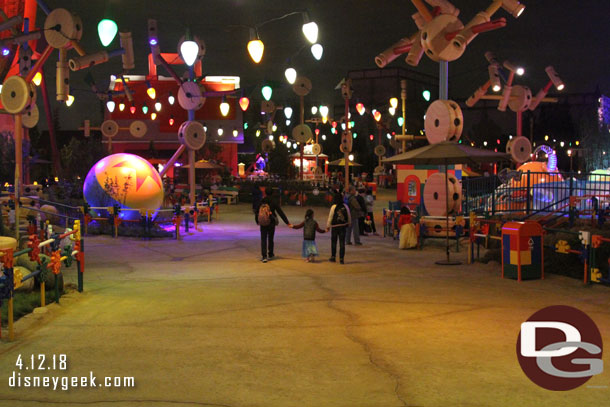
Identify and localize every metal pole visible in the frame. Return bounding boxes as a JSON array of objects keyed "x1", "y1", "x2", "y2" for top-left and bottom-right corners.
[
  {"x1": 344, "y1": 98, "x2": 349, "y2": 186},
  {"x1": 300, "y1": 96, "x2": 304, "y2": 181},
  {"x1": 188, "y1": 67, "x2": 196, "y2": 205},
  {"x1": 439, "y1": 61, "x2": 448, "y2": 100},
  {"x1": 14, "y1": 114, "x2": 23, "y2": 242}
]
